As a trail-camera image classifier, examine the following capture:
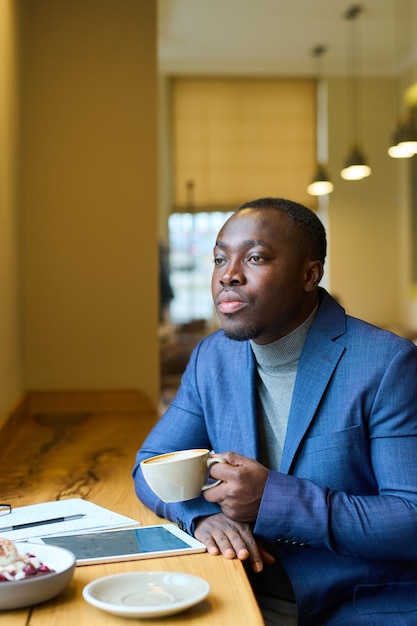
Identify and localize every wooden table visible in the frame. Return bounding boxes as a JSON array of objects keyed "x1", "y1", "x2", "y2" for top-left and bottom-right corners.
[{"x1": 0, "y1": 391, "x2": 263, "y2": 625}]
